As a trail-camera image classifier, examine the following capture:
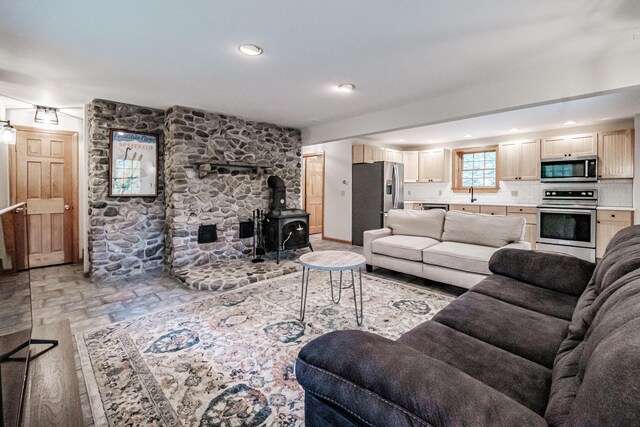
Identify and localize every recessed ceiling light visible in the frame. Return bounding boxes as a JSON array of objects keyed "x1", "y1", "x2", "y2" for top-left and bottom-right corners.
[
  {"x1": 397, "y1": 139, "x2": 405, "y2": 142},
  {"x1": 238, "y1": 44, "x2": 263, "y2": 56},
  {"x1": 563, "y1": 120, "x2": 576, "y2": 125},
  {"x1": 464, "y1": 134, "x2": 473, "y2": 138},
  {"x1": 338, "y1": 84, "x2": 355, "y2": 93},
  {"x1": 427, "y1": 139, "x2": 434, "y2": 143},
  {"x1": 509, "y1": 128, "x2": 519, "y2": 132}
]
